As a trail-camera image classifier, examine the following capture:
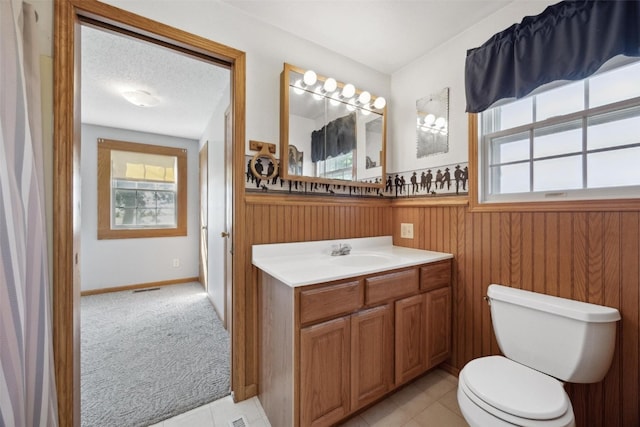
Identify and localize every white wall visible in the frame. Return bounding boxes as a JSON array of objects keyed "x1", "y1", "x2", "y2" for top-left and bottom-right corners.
[
  {"x1": 199, "y1": 82, "x2": 231, "y2": 319},
  {"x1": 80, "y1": 124, "x2": 200, "y2": 291},
  {"x1": 102, "y1": 0, "x2": 391, "y2": 160},
  {"x1": 389, "y1": 1, "x2": 555, "y2": 173}
]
